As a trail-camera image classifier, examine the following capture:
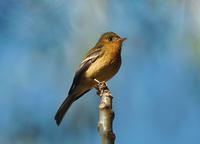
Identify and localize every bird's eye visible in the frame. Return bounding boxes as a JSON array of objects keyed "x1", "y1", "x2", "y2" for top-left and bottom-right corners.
[{"x1": 108, "y1": 36, "x2": 113, "y2": 42}]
